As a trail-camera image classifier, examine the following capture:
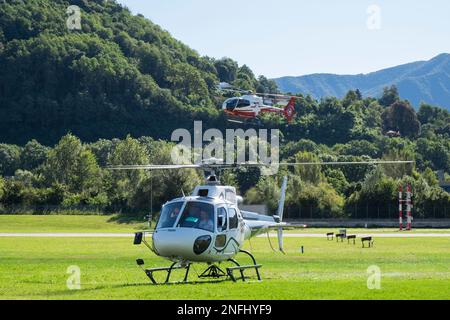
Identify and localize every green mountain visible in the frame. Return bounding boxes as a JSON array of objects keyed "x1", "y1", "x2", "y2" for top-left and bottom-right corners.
[{"x1": 274, "y1": 54, "x2": 450, "y2": 111}]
